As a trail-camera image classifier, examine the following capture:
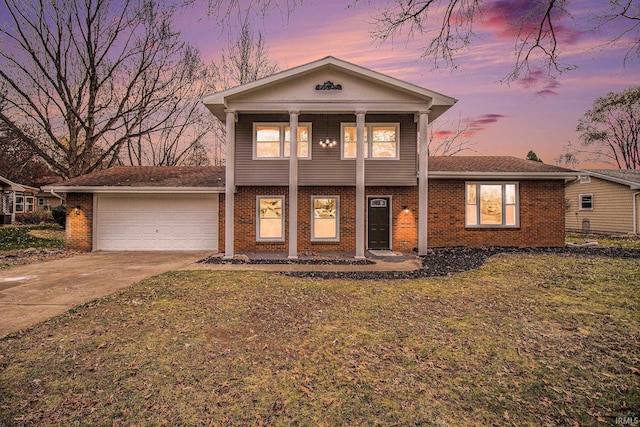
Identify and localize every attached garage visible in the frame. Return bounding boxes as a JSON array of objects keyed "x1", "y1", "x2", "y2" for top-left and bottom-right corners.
[
  {"x1": 95, "y1": 194, "x2": 218, "y2": 251},
  {"x1": 43, "y1": 166, "x2": 225, "y2": 252}
]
